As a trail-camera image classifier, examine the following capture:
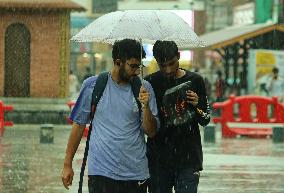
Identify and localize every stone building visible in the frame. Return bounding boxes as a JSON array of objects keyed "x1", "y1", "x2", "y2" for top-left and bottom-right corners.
[{"x1": 0, "y1": 0, "x2": 85, "y2": 98}]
